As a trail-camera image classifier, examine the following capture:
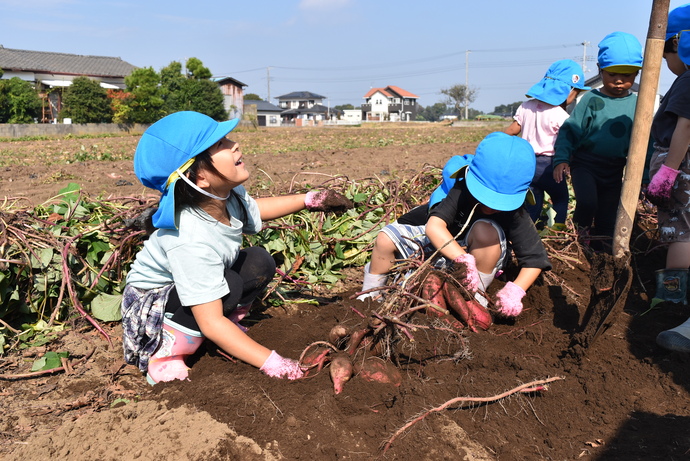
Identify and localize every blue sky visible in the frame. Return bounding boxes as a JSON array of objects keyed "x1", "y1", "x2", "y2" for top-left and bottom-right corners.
[{"x1": 1, "y1": 0, "x2": 687, "y2": 113}]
